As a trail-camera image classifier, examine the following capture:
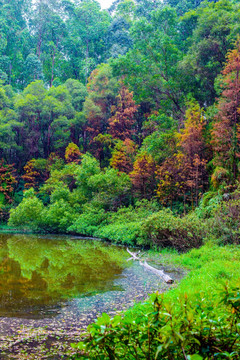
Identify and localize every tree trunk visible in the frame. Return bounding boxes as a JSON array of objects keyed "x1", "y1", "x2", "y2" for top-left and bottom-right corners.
[{"x1": 127, "y1": 248, "x2": 174, "y2": 284}]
